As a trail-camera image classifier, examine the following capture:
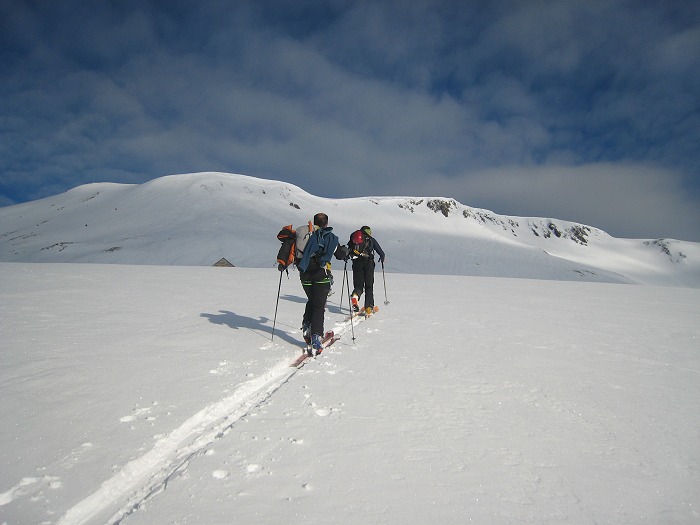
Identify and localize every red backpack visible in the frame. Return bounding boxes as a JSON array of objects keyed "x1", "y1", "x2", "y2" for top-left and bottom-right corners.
[{"x1": 350, "y1": 229, "x2": 372, "y2": 258}]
